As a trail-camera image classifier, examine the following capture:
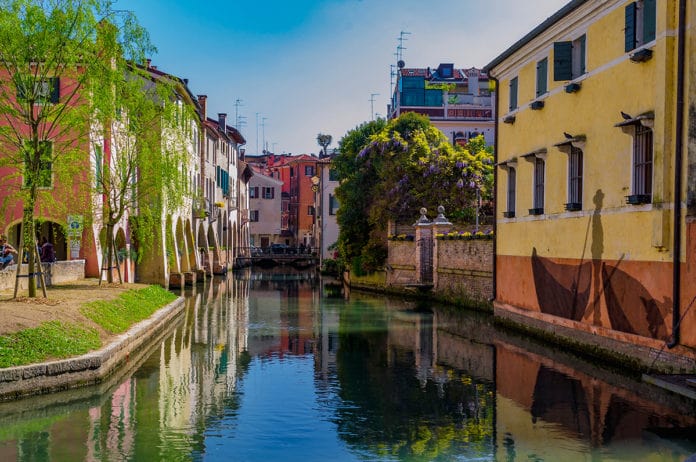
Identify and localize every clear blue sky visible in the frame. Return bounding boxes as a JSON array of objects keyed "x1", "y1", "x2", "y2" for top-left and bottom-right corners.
[{"x1": 116, "y1": 0, "x2": 569, "y2": 156}]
